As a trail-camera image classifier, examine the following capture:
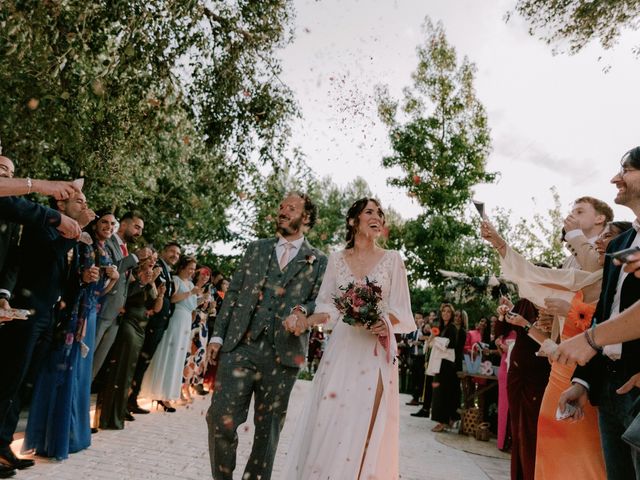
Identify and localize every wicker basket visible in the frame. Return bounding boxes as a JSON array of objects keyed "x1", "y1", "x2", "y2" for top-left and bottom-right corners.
[
  {"x1": 460, "y1": 407, "x2": 481, "y2": 436},
  {"x1": 475, "y1": 422, "x2": 491, "y2": 442}
]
